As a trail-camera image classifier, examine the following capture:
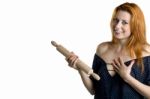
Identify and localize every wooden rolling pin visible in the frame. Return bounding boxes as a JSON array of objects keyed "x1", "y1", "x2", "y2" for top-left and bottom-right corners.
[{"x1": 51, "y1": 41, "x2": 100, "y2": 81}]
